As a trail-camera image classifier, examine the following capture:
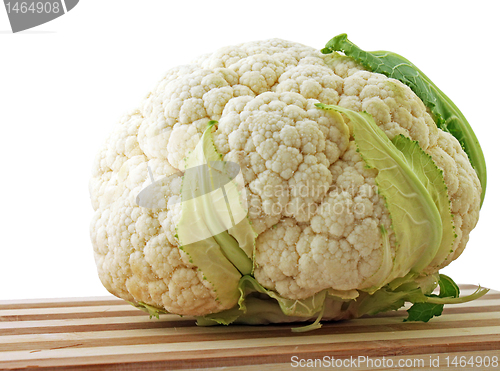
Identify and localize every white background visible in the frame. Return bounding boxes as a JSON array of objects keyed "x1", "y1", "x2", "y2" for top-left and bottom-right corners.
[{"x1": 1, "y1": 0, "x2": 498, "y2": 301}]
